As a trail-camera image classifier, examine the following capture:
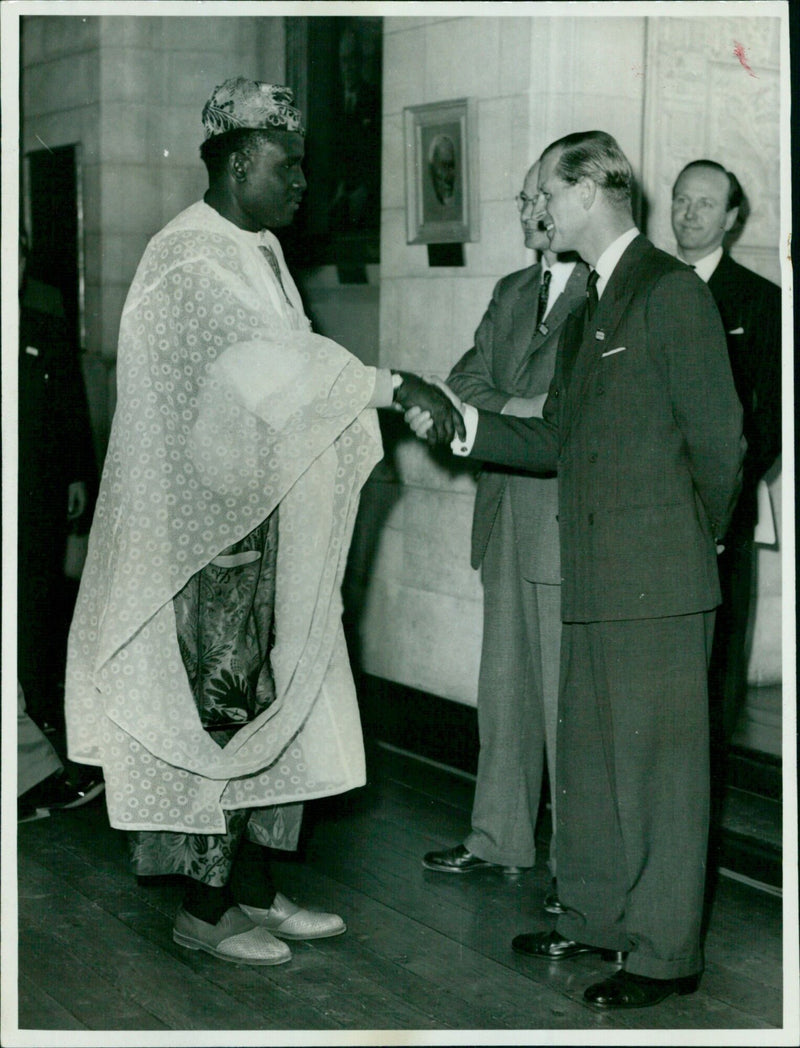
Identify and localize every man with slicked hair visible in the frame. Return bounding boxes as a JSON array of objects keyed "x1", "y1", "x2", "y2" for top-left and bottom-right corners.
[{"x1": 408, "y1": 130, "x2": 744, "y2": 1010}]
